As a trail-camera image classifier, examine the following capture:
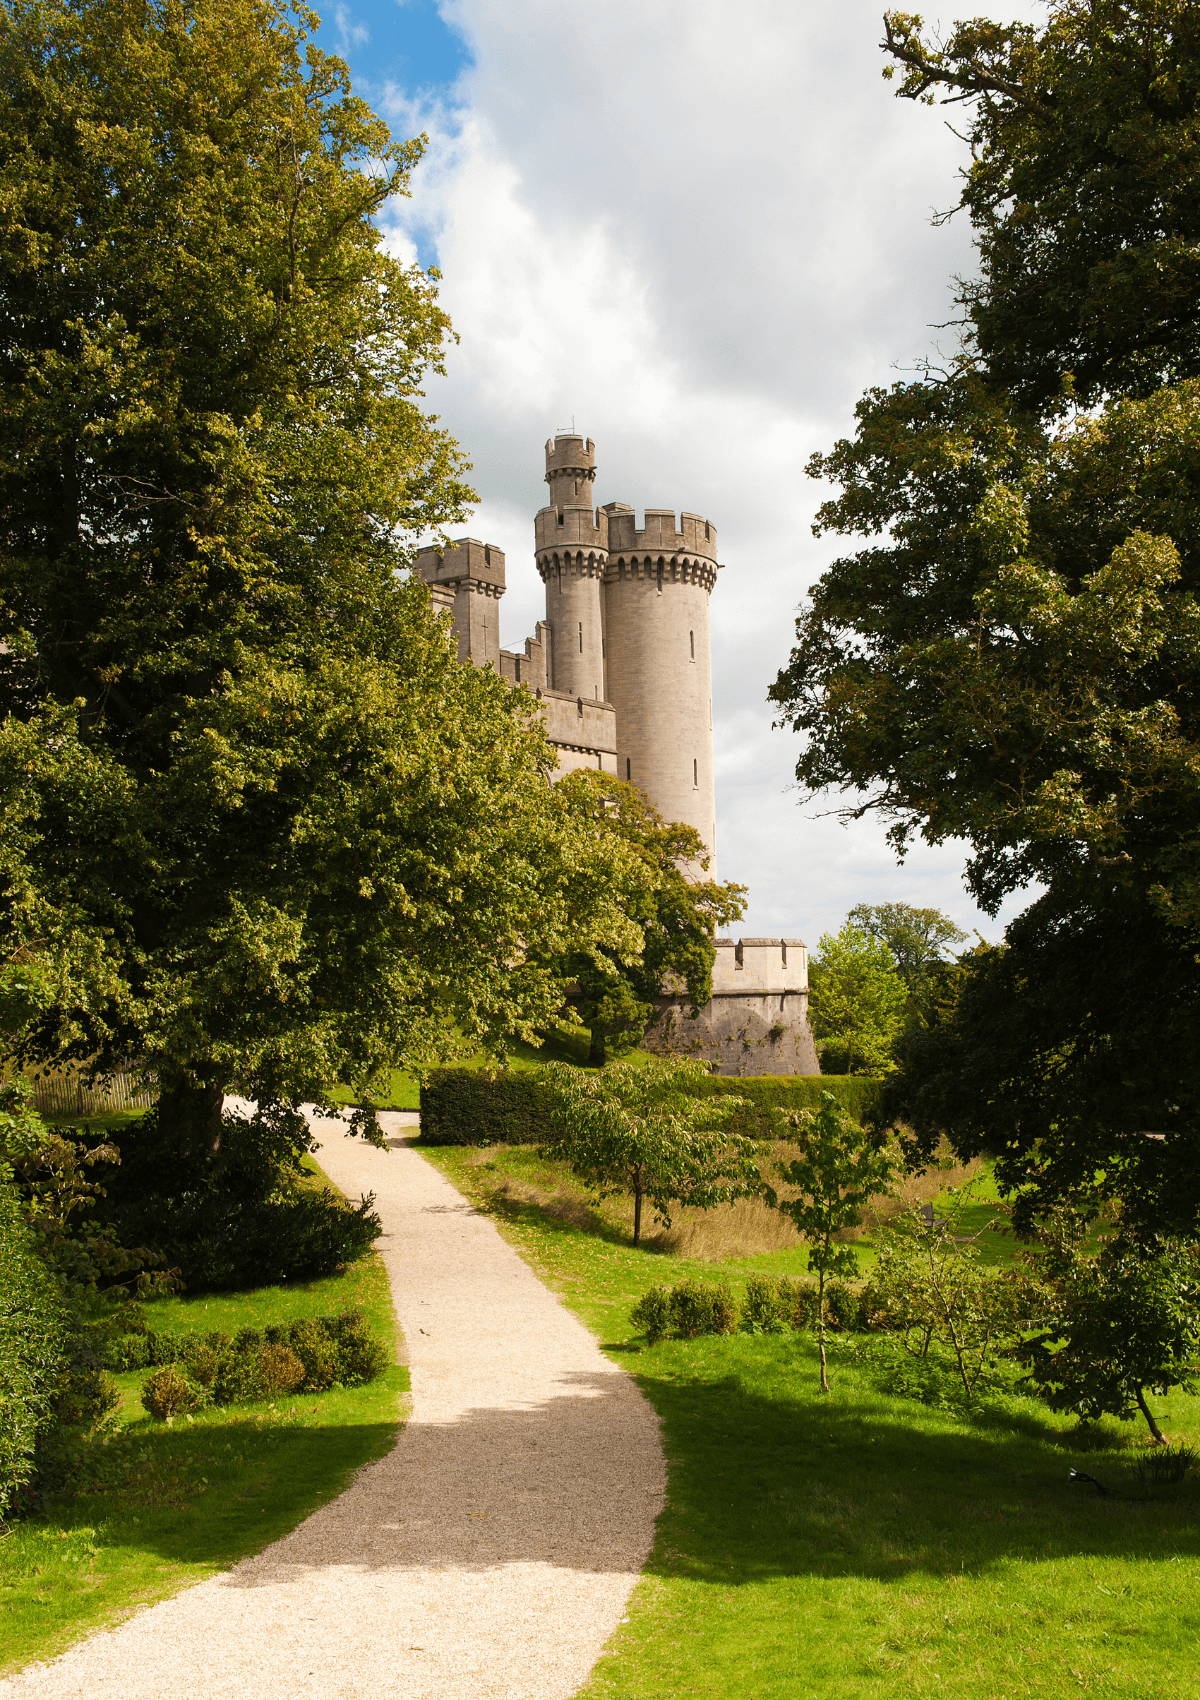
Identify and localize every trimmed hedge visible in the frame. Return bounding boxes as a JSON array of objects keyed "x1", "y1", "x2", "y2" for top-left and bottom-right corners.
[
  {"x1": 102, "y1": 1308, "x2": 389, "y2": 1418},
  {"x1": 632, "y1": 1273, "x2": 869, "y2": 1344},
  {"x1": 418, "y1": 1065, "x2": 883, "y2": 1147},
  {"x1": 419, "y1": 1068, "x2": 551, "y2": 1146}
]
